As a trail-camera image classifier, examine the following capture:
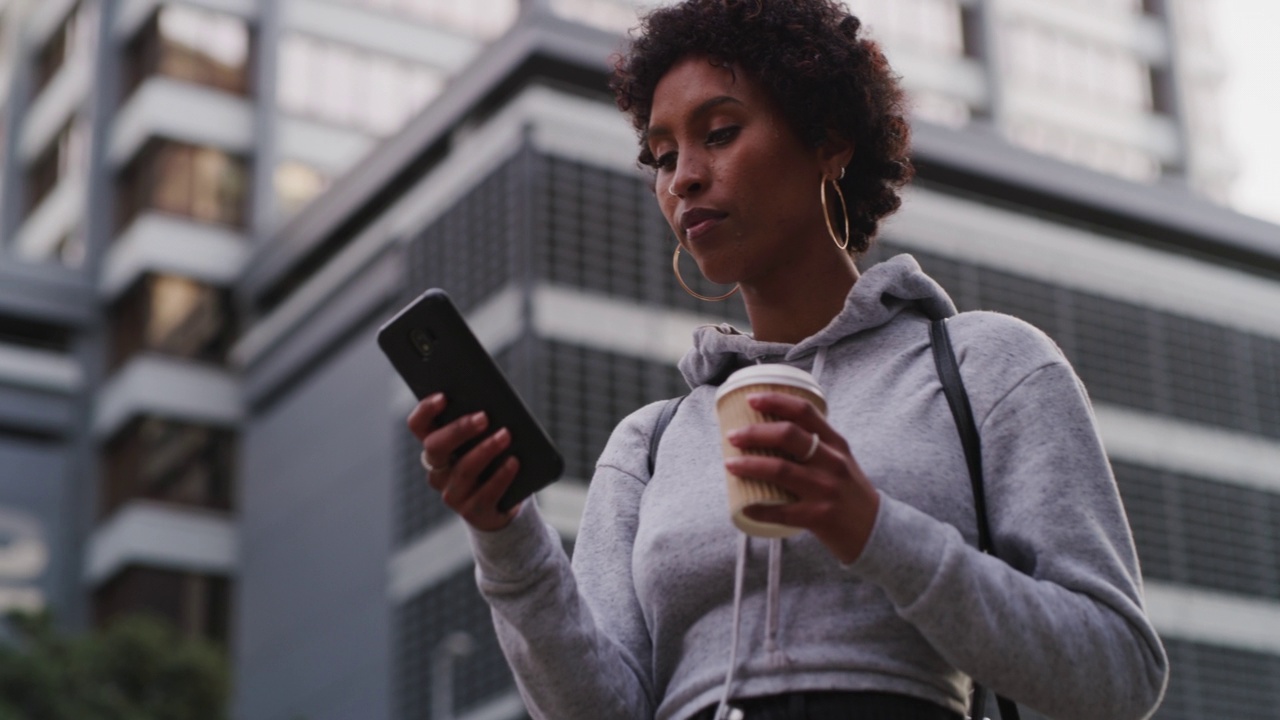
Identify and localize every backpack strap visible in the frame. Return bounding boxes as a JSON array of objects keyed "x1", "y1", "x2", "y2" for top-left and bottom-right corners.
[
  {"x1": 646, "y1": 395, "x2": 687, "y2": 480},
  {"x1": 930, "y1": 317, "x2": 1021, "y2": 720},
  {"x1": 930, "y1": 318, "x2": 994, "y2": 555}
]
